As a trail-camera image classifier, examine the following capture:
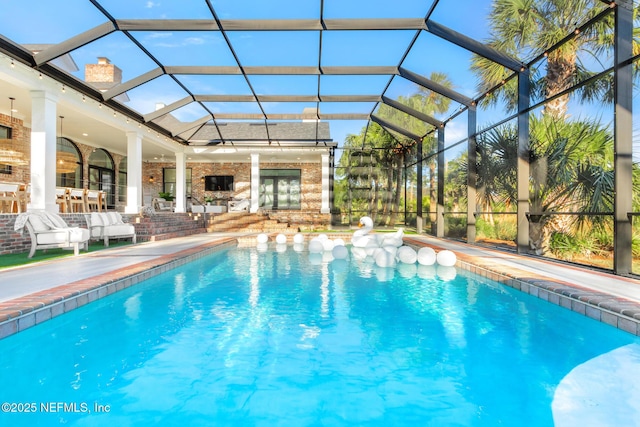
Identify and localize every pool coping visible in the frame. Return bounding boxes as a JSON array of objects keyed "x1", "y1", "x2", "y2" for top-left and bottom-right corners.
[
  {"x1": 1, "y1": 234, "x2": 639, "y2": 340},
  {"x1": 403, "y1": 237, "x2": 640, "y2": 336},
  {"x1": 0, "y1": 237, "x2": 237, "y2": 340}
]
